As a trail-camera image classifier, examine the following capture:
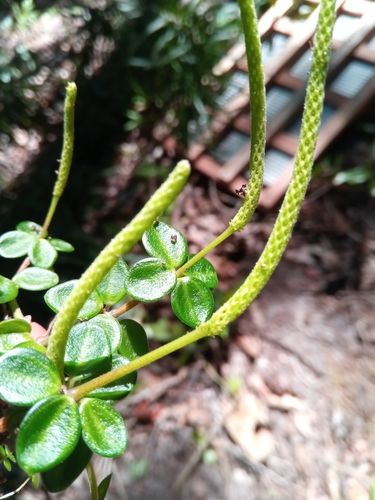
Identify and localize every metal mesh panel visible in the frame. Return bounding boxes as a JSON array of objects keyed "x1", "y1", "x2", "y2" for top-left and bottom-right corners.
[
  {"x1": 330, "y1": 60, "x2": 375, "y2": 98},
  {"x1": 290, "y1": 49, "x2": 312, "y2": 79},
  {"x1": 216, "y1": 71, "x2": 249, "y2": 107},
  {"x1": 262, "y1": 33, "x2": 289, "y2": 63},
  {"x1": 332, "y1": 15, "x2": 363, "y2": 42},
  {"x1": 266, "y1": 86, "x2": 293, "y2": 122},
  {"x1": 209, "y1": 130, "x2": 250, "y2": 164},
  {"x1": 263, "y1": 149, "x2": 293, "y2": 186}
]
